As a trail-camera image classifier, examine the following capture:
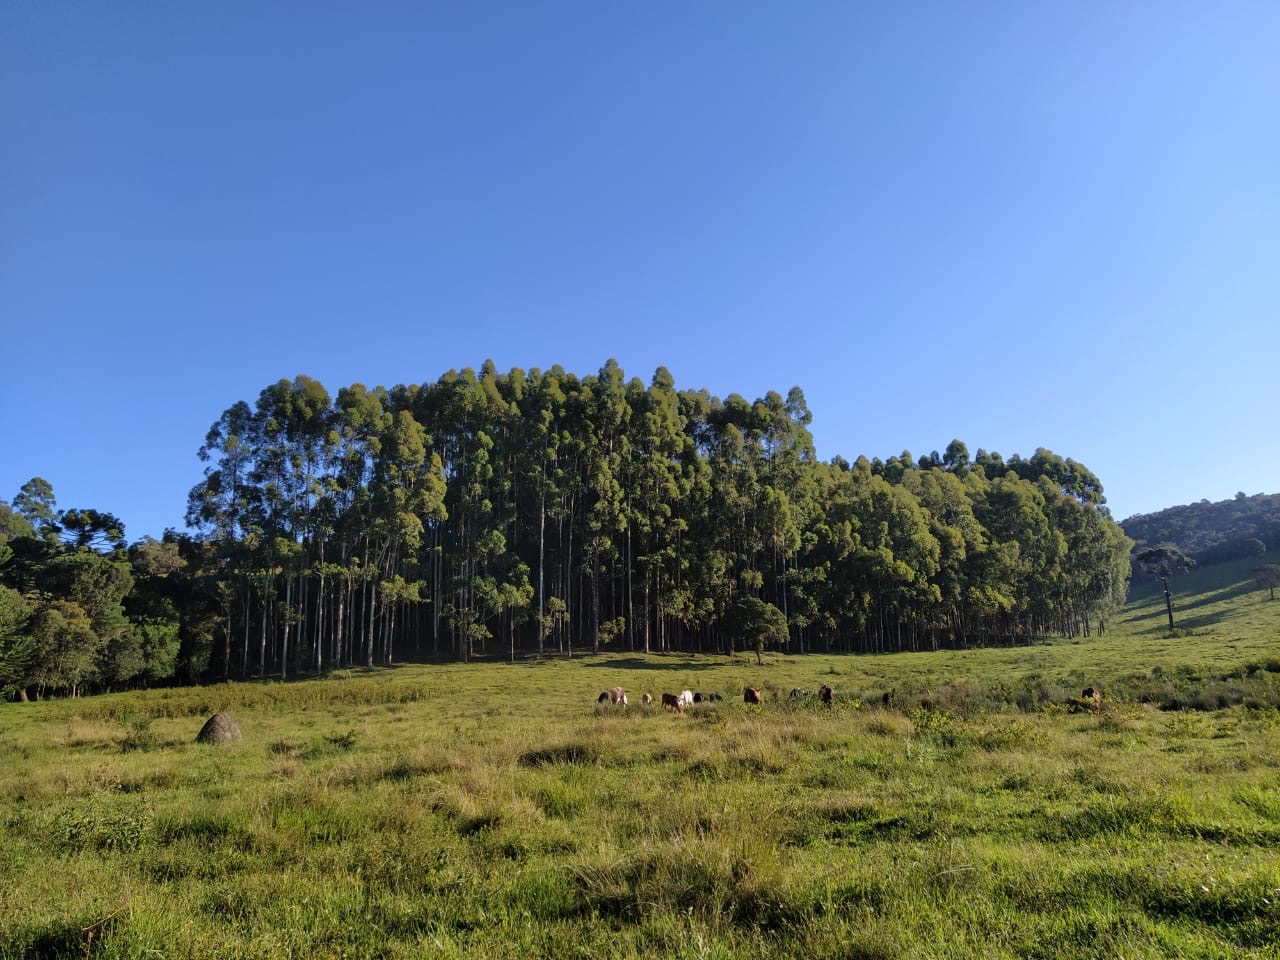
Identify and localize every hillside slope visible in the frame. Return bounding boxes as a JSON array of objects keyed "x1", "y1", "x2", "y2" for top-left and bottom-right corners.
[{"x1": 1122, "y1": 491, "x2": 1280, "y2": 565}]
